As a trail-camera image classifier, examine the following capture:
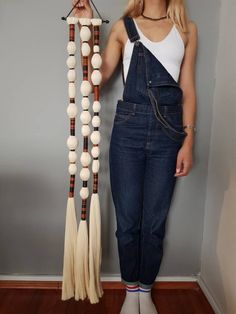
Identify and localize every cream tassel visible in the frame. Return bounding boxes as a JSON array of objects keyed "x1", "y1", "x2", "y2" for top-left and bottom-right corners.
[
  {"x1": 61, "y1": 197, "x2": 77, "y2": 300},
  {"x1": 88, "y1": 193, "x2": 104, "y2": 303},
  {"x1": 74, "y1": 219, "x2": 90, "y2": 300}
]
